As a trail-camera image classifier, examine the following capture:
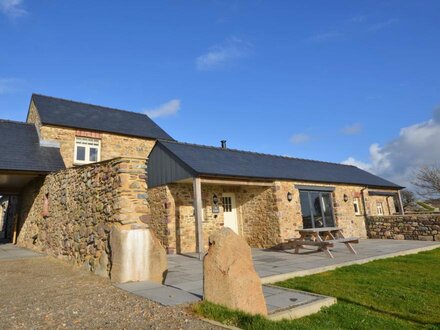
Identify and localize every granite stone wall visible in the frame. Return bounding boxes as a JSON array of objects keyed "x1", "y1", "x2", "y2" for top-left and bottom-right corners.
[
  {"x1": 366, "y1": 215, "x2": 440, "y2": 241},
  {"x1": 17, "y1": 157, "x2": 149, "y2": 277}
]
